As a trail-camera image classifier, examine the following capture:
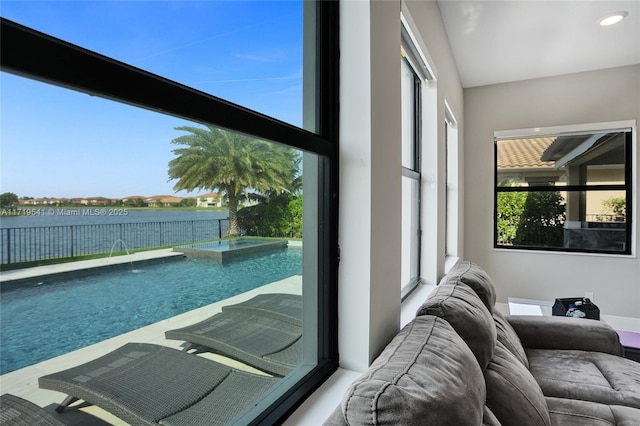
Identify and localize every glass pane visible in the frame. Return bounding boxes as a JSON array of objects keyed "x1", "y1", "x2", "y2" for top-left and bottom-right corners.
[
  {"x1": 401, "y1": 176, "x2": 420, "y2": 294},
  {"x1": 401, "y1": 59, "x2": 416, "y2": 169},
  {"x1": 496, "y1": 189, "x2": 567, "y2": 248},
  {"x1": 585, "y1": 192, "x2": 627, "y2": 223},
  {"x1": 1, "y1": 1, "x2": 305, "y2": 128},
  {"x1": 0, "y1": 73, "x2": 319, "y2": 422},
  {"x1": 496, "y1": 189, "x2": 627, "y2": 252},
  {"x1": 567, "y1": 192, "x2": 627, "y2": 252},
  {"x1": 445, "y1": 120, "x2": 458, "y2": 257},
  {"x1": 496, "y1": 131, "x2": 626, "y2": 188}
]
